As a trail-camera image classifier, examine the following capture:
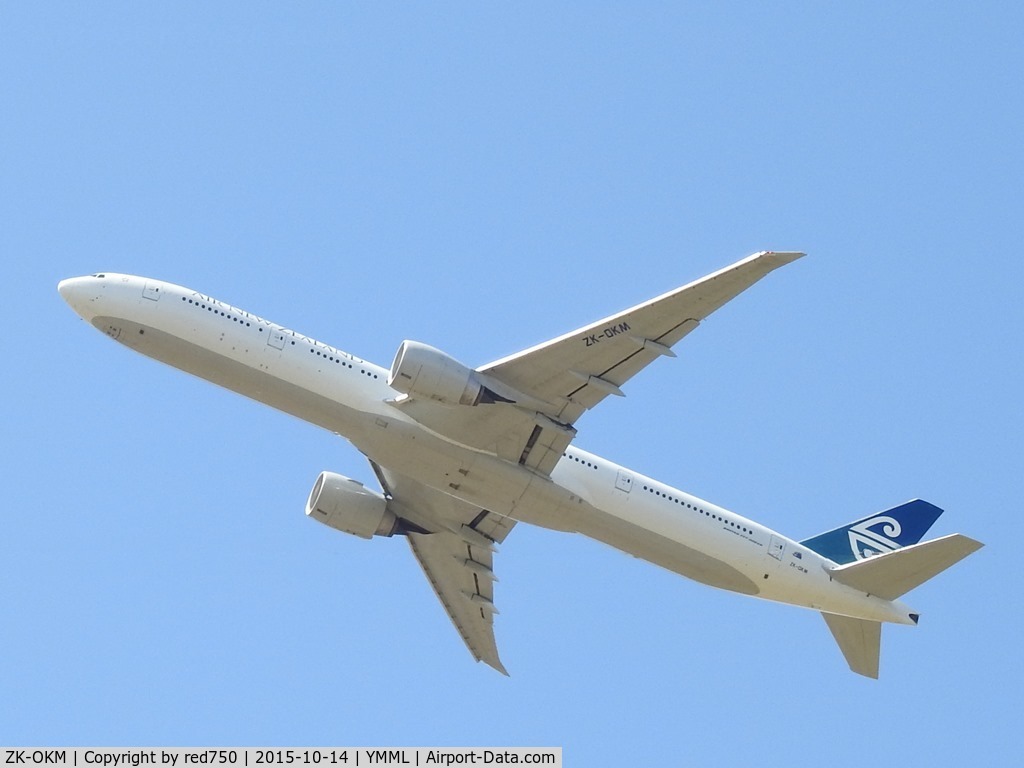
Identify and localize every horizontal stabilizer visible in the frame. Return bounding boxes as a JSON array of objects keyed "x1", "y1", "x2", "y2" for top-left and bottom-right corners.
[
  {"x1": 822, "y1": 613, "x2": 881, "y2": 679},
  {"x1": 826, "y1": 533, "x2": 983, "y2": 601}
]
